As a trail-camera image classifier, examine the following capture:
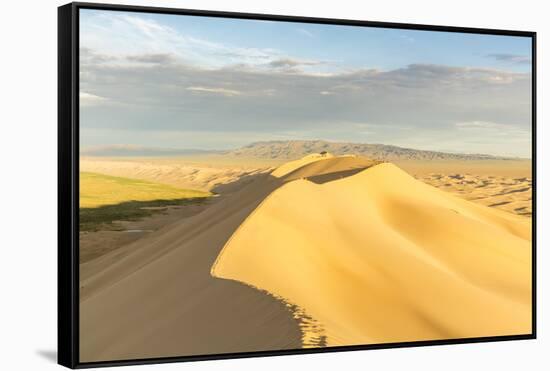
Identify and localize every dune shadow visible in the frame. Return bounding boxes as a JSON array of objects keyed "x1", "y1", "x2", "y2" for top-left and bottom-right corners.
[
  {"x1": 80, "y1": 171, "x2": 301, "y2": 360},
  {"x1": 307, "y1": 168, "x2": 367, "y2": 184},
  {"x1": 210, "y1": 170, "x2": 273, "y2": 195}
]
